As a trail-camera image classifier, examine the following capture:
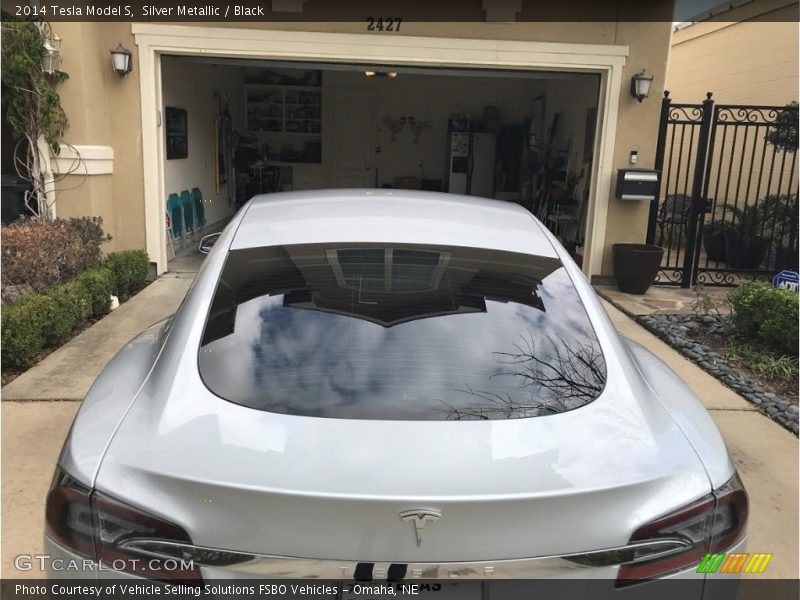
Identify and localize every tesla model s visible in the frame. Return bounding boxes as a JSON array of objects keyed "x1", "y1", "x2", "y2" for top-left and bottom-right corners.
[{"x1": 45, "y1": 190, "x2": 747, "y2": 594}]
